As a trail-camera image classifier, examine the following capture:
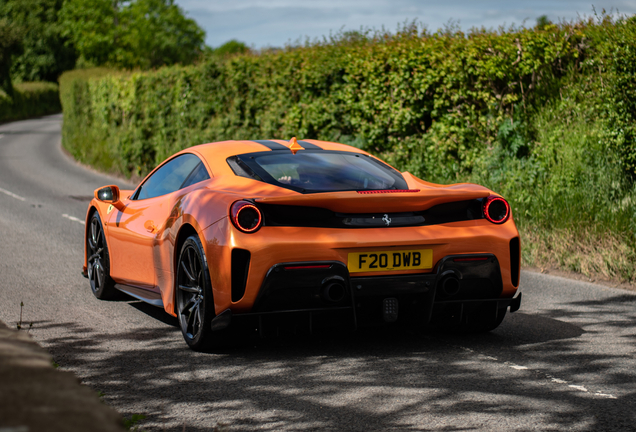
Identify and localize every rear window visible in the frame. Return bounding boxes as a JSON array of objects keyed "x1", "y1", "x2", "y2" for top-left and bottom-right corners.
[{"x1": 227, "y1": 150, "x2": 408, "y2": 193}]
